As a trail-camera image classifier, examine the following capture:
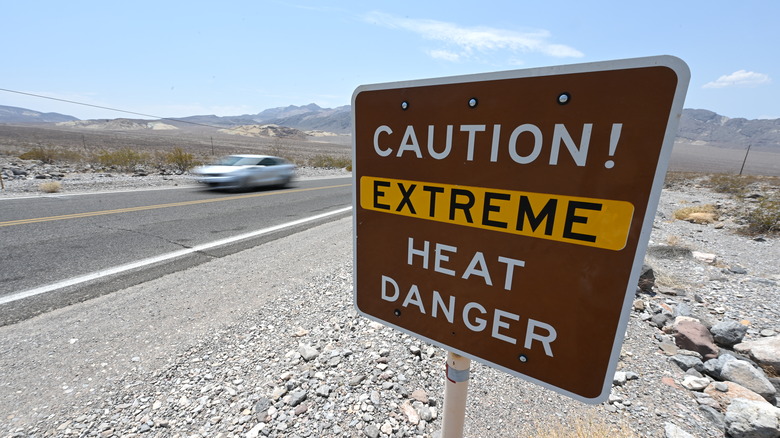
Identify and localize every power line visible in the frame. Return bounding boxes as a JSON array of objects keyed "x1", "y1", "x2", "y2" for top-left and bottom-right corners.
[{"x1": 0, "y1": 87, "x2": 238, "y2": 131}]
